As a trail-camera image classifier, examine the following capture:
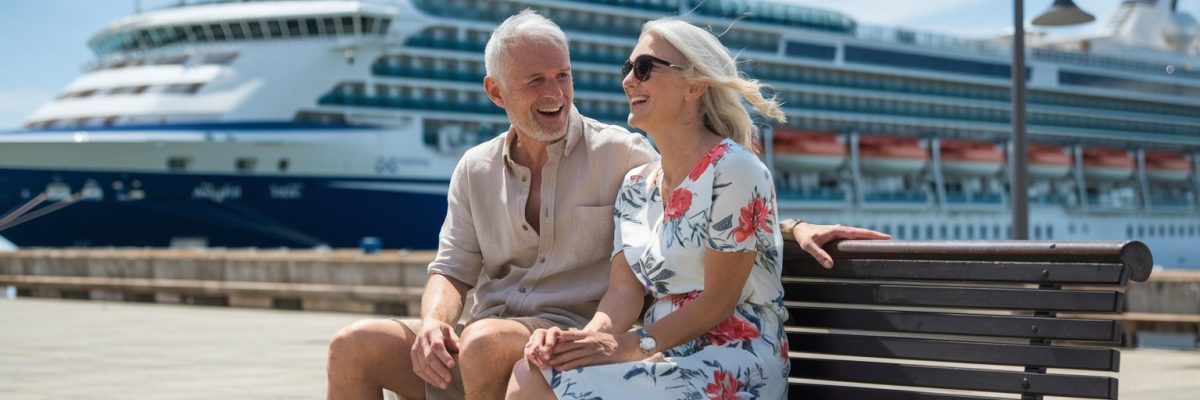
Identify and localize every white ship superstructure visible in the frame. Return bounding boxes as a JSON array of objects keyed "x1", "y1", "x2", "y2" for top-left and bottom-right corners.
[{"x1": 1, "y1": 0, "x2": 1198, "y2": 267}]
